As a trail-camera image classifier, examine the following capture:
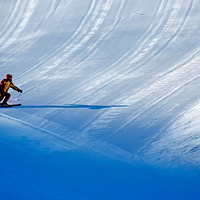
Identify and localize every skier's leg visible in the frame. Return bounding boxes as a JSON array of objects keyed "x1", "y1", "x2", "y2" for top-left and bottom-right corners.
[
  {"x1": 2, "y1": 93, "x2": 11, "y2": 104},
  {"x1": 0, "y1": 93, "x2": 4, "y2": 102}
]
